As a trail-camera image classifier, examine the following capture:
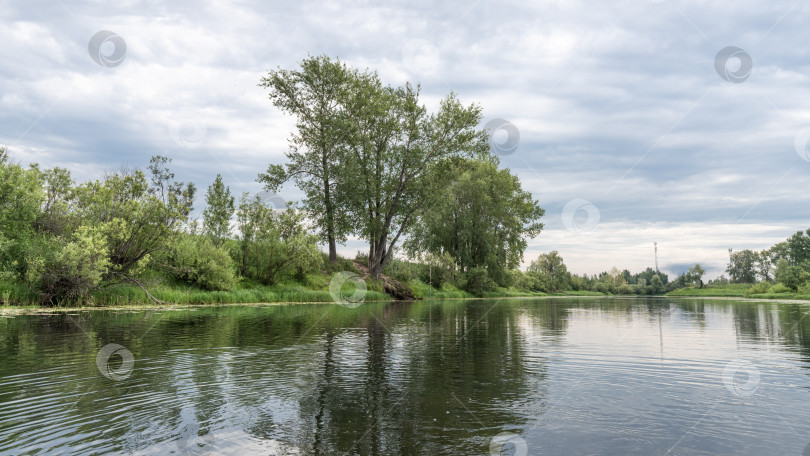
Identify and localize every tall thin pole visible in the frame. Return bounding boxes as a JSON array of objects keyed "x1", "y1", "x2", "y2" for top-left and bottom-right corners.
[{"x1": 654, "y1": 242, "x2": 659, "y2": 272}]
